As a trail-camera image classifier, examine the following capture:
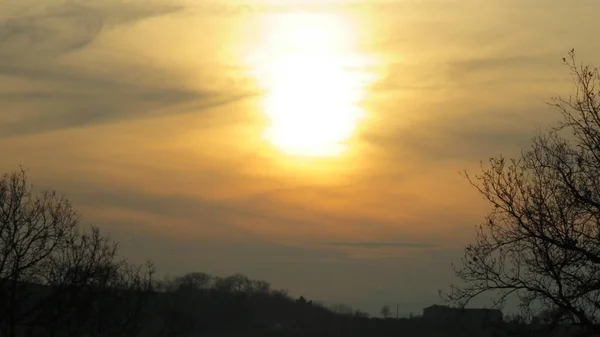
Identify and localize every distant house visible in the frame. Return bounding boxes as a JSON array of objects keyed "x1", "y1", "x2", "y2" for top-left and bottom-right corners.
[{"x1": 422, "y1": 304, "x2": 503, "y2": 326}]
